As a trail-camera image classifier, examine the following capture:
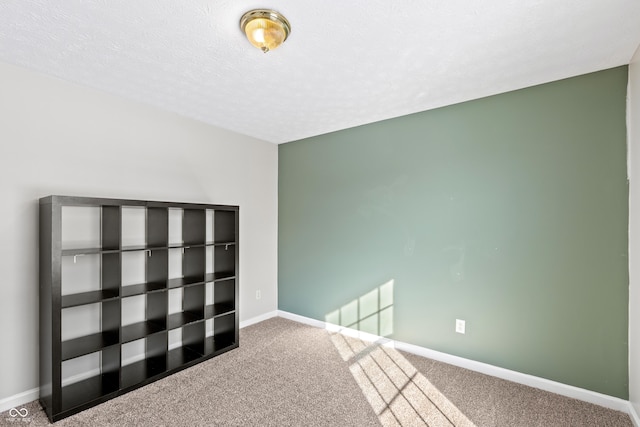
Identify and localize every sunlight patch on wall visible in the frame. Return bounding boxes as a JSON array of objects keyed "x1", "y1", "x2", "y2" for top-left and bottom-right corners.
[{"x1": 325, "y1": 280, "x2": 394, "y2": 337}]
